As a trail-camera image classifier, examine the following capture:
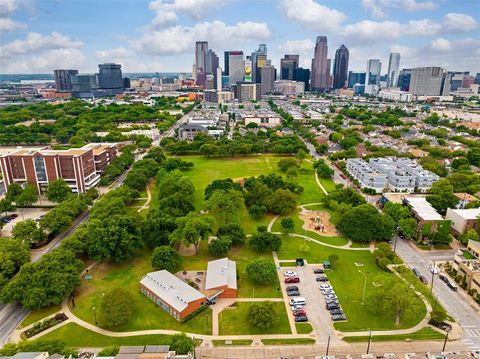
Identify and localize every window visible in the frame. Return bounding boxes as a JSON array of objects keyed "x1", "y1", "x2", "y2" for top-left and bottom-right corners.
[{"x1": 34, "y1": 156, "x2": 47, "y2": 182}]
